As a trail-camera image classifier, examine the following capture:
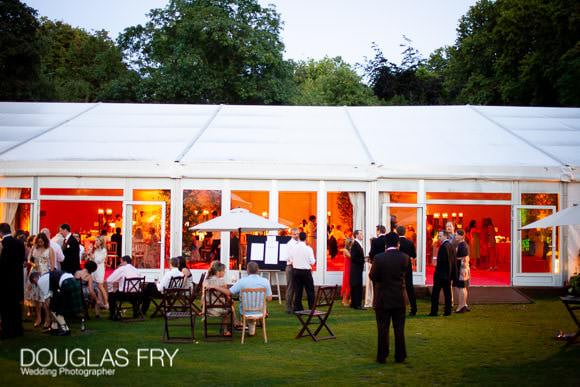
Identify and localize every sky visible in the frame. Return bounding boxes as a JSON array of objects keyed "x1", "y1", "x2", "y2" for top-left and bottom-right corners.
[{"x1": 23, "y1": 0, "x2": 477, "y2": 66}]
